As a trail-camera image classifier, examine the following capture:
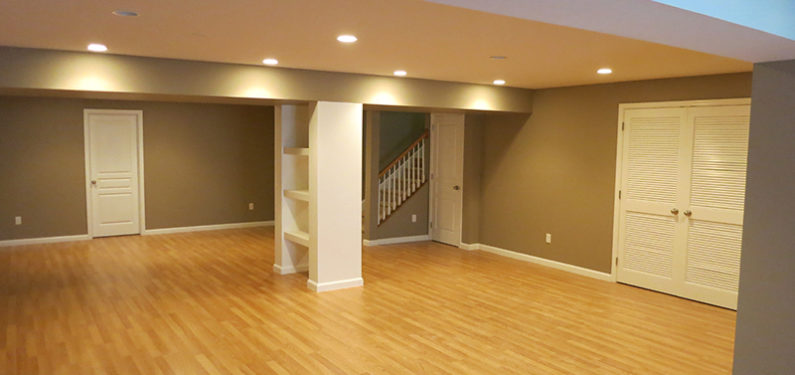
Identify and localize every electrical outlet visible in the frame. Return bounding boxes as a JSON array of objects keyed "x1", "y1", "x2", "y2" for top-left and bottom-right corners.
[
  {"x1": 248, "y1": 203, "x2": 255, "y2": 210},
  {"x1": 545, "y1": 233, "x2": 552, "y2": 244},
  {"x1": 411, "y1": 214, "x2": 417, "y2": 223},
  {"x1": 15, "y1": 216, "x2": 22, "y2": 225}
]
